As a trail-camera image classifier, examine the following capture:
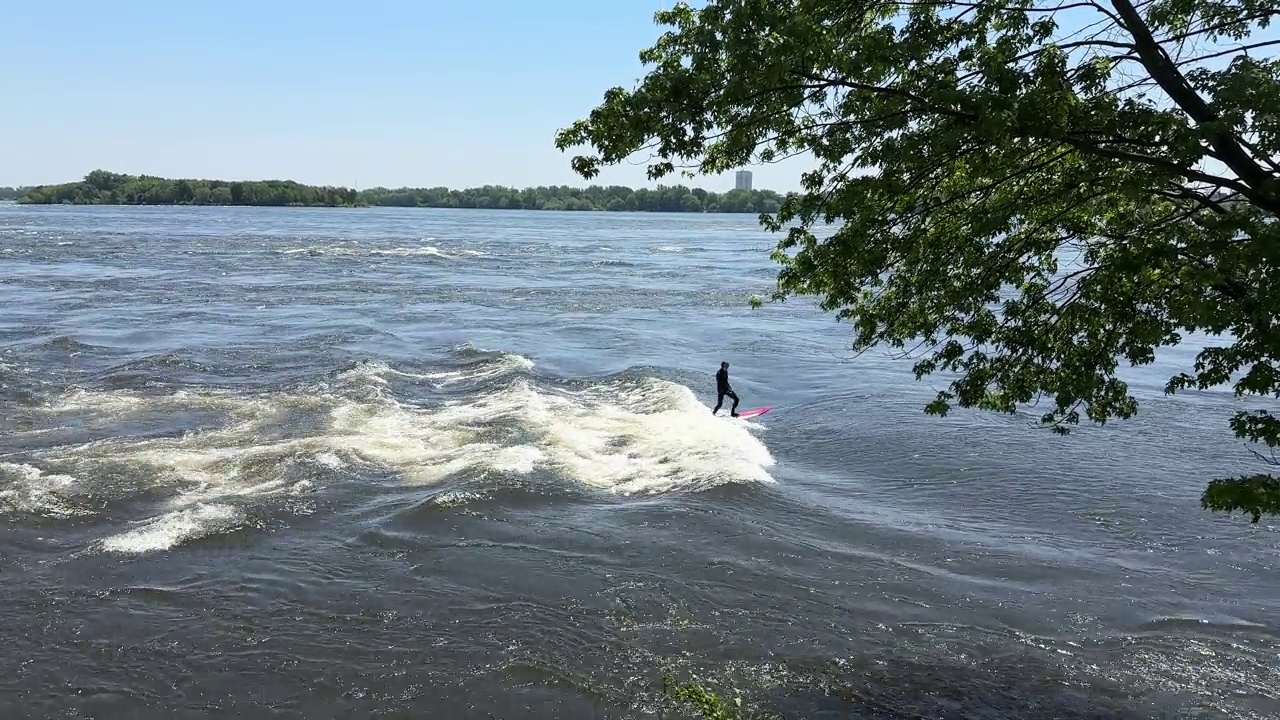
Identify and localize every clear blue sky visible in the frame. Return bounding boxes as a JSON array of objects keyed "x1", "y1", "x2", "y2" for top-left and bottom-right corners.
[{"x1": 0, "y1": 0, "x2": 808, "y2": 191}]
